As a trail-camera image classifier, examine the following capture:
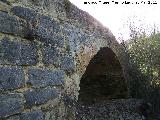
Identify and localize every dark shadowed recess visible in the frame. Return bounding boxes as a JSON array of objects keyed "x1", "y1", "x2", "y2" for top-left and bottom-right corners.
[{"x1": 78, "y1": 47, "x2": 128, "y2": 105}]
